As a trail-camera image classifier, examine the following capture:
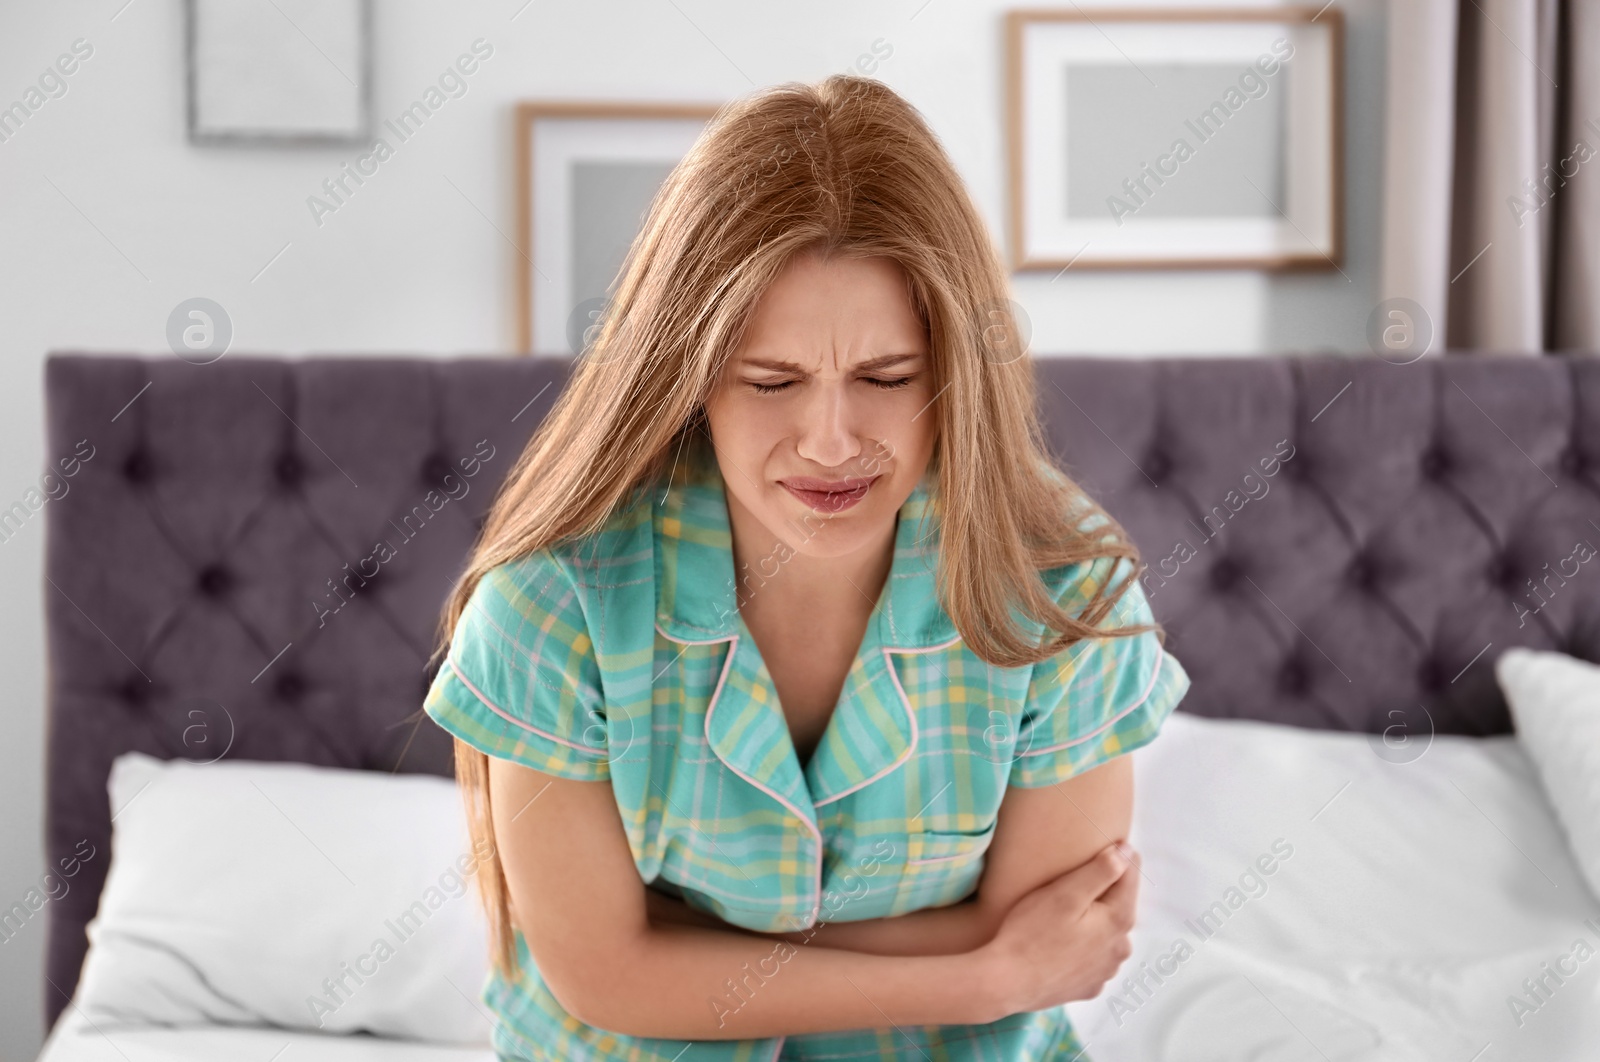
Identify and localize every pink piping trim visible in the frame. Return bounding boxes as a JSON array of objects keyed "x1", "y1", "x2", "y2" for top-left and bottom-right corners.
[
  {"x1": 659, "y1": 621, "x2": 828, "y2": 925},
  {"x1": 1017, "y1": 644, "x2": 1168, "y2": 757},
  {"x1": 653, "y1": 619, "x2": 729, "y2": 646},
  {"x1": 443, "y1": 658, "x2": 605, "y2": 755},
  {"x1": 812, "y1": 644, "x2": 927, "y2": 809},
  {"x1": 894, "y1": 631, "x2": 964, "y2": 654},
  {"x1": 896, "y1": 640, "x2": 984, "y2": 864},
  {"x1": 653, "y1": 619, "x2": 961, "y2": 920},
  {"x1": 700, "y1": 635, "x2": 824, "y2": 849}
]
